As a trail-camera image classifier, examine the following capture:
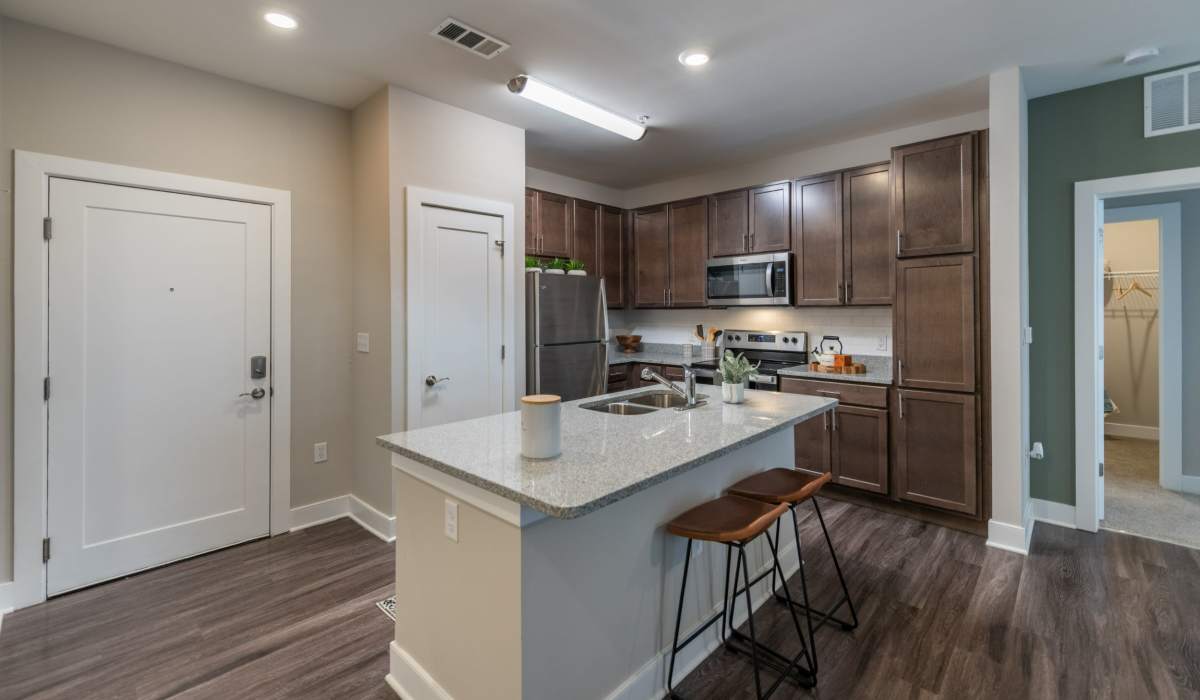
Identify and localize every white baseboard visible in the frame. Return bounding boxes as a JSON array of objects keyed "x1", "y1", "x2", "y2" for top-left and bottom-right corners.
[
  {"x1": 1028, "y1": 498, "x2": 1077, "y2": 530},
  {"x1": 387, "y1": 641, "x2": 454, "y2": 700},
  {"x1": 1104, "y1": 422, "x2": 1159, "y2": 441},
  {"x1": 1180, "y1": 475, "x2": 1200, "y2": 496},
  {"x1": 381, "y1": 541, "x2": 801, "y2": 700},
  {"x1": 985, "y1": 518, "x2": 1028, "y2": 555},
  {"x1": 604, "y1": 540, "x2": 800, "y2": 700},
  {"x1": 290, "y1": 494, "x2": 395, "y2": 543},
  {"x1": 349, "y1": 495, "x2": 396, "y2": 543}
]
